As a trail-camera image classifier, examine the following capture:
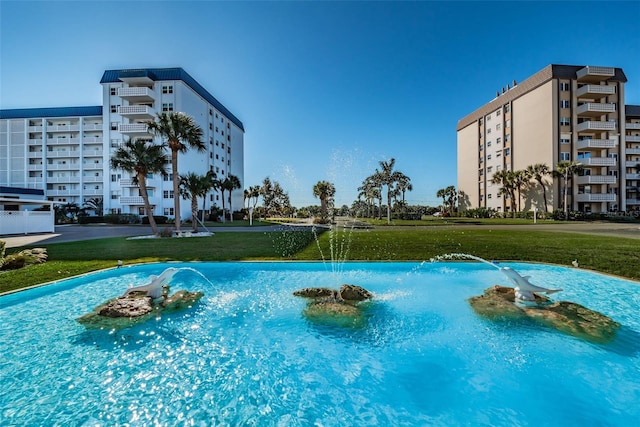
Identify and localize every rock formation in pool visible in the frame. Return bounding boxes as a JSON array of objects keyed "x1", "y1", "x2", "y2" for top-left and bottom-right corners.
[
  {"x1": 77, "y1": 267, "x2": 204, "y2": 330},
  {"x1": 293, "y1": 284, "x2": 373, "y2": 327},
  {"x1": 468, "y1": 285, "x2": 620, "y2": 343}
]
